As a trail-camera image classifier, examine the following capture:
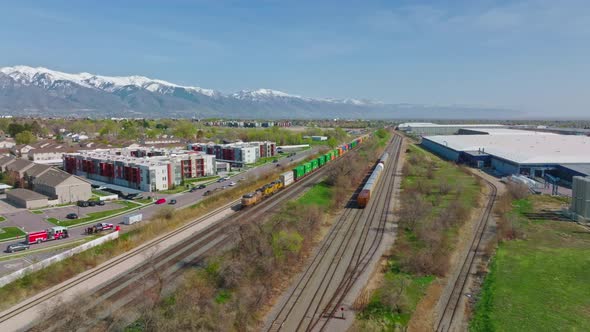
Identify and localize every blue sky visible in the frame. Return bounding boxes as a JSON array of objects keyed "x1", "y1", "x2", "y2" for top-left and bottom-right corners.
[{"x1": 1, "y1": 0, "x2": 589, "y2": 116}]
